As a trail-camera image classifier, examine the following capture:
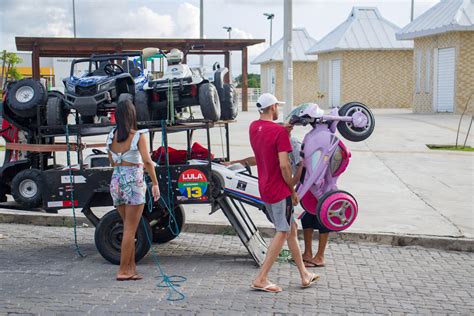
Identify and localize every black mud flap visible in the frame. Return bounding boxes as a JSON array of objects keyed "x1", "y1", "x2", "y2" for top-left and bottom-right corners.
[{"x1": 217, "y1": 196, "x2": 268, "y2": 266}]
